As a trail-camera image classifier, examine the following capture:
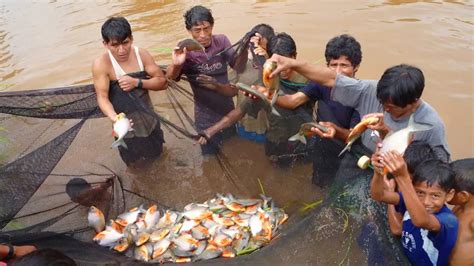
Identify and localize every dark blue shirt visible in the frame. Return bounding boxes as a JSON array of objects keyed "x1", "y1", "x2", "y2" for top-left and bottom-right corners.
[
  {"x1": 395, "y1": 193, "x2": 458, "y2": 266},
  {"x1": 300, "y1": 81, "x2": 360, "y2": 129}
]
